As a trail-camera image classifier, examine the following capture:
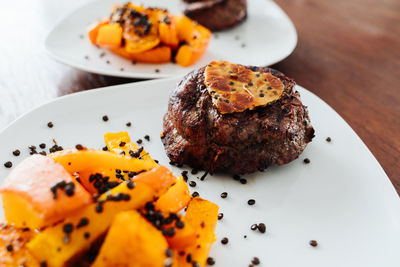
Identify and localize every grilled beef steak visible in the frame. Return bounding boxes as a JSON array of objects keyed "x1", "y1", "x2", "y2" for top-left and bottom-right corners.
[
  {"x1": 162, "y1": 63, "x2": 314, "y2": 174},
  {"x1": 183, "y1": 0, "x2": 247, "y2": 31}
]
